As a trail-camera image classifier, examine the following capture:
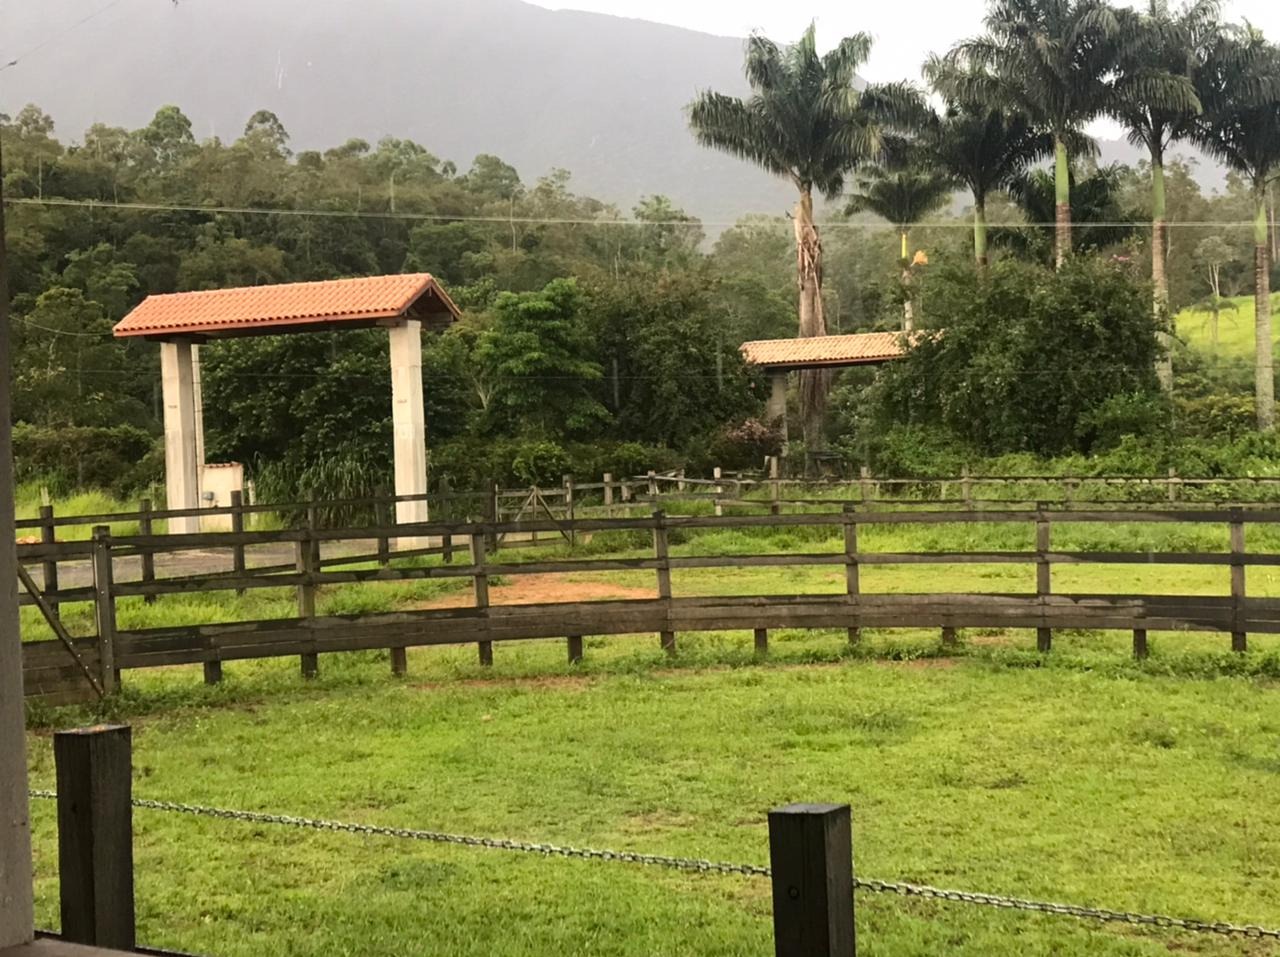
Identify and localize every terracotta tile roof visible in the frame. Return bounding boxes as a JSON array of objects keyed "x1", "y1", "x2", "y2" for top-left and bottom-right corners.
[
  {"x1": 113, "y1": 273, "x2": 460, "y2": 339},
  {"x1": 740, "y1": 332, "x2": 909, "y2": 370}
]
